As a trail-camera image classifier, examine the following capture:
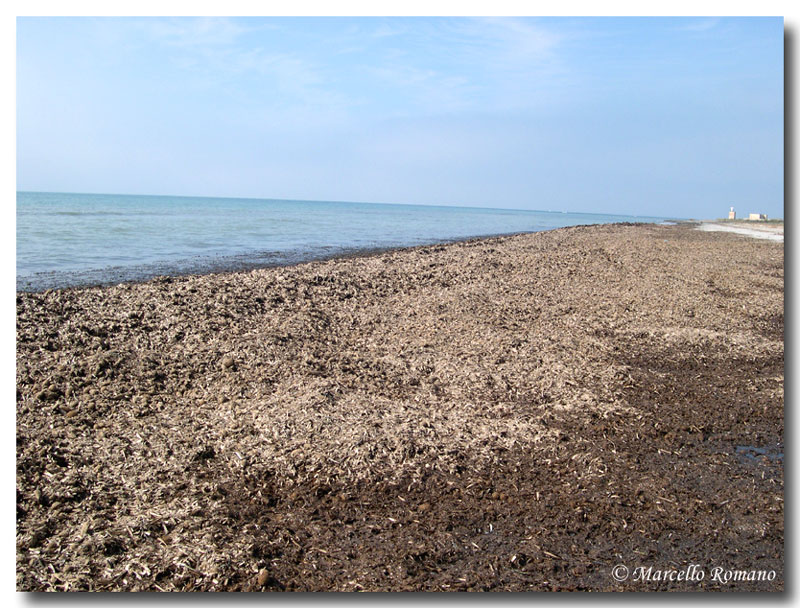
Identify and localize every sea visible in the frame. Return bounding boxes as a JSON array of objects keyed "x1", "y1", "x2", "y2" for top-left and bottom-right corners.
[{"x1": 17, "y1": 191, "x2": 671, "y2": 292}]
